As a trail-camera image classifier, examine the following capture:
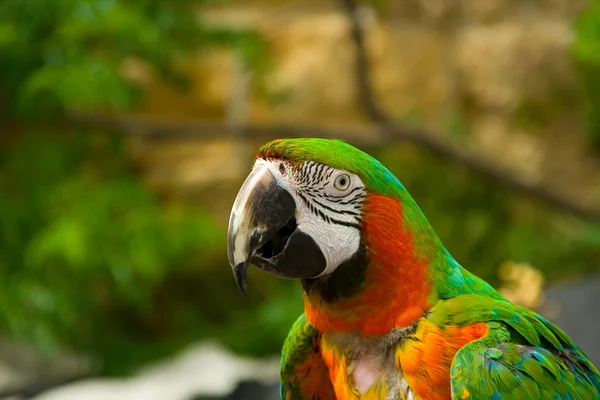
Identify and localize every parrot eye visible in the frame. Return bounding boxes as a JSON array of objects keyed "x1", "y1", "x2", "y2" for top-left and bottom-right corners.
[{"x1": 334, "y1": 174, "x2": 351, "y2": 191}]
